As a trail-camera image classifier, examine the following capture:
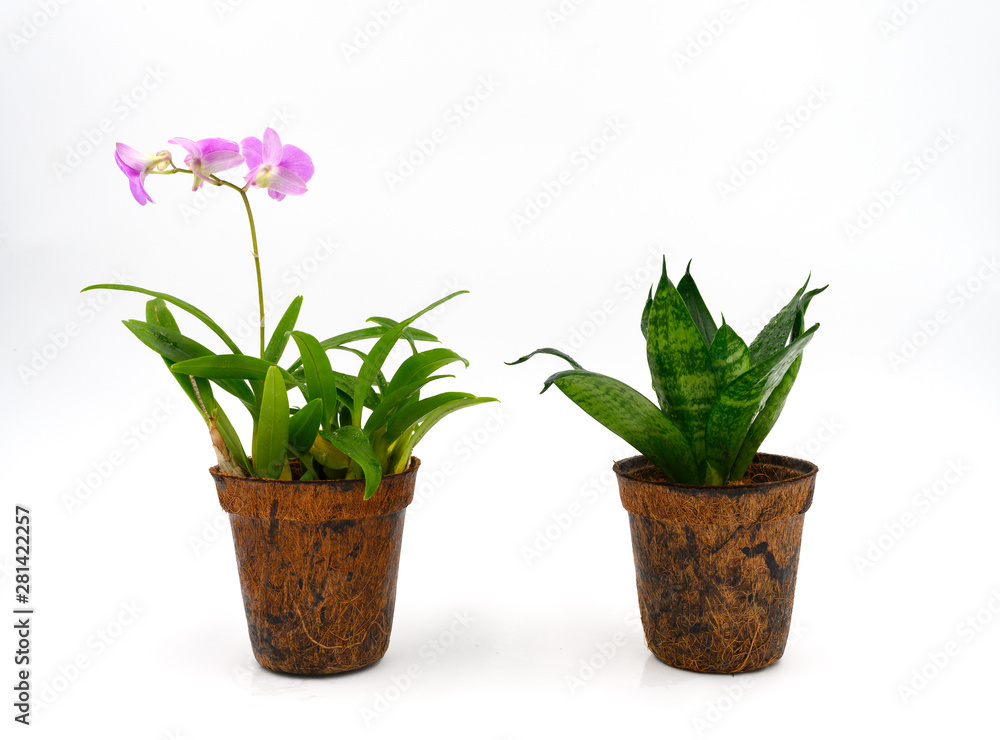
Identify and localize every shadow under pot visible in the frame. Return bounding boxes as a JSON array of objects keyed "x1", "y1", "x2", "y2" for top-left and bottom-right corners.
[
  {"x1": 614, "y1": 453, "x2": 817, "y2": 674},
  {"x1": 211, "y1": 458, "x2": 419, "y2": 675}
]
